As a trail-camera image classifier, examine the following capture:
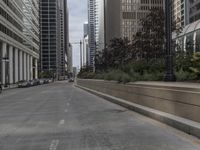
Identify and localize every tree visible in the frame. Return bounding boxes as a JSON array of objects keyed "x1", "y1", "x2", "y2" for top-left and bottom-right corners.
[
  {"x1": 132, "y1": 8, "x2": 165, "y2": 61},
  {"x1": 190, "y1": 52, "x2": 200, "y2": 78},
  {"x1": 95, "y1": 37, "x2": 131, "y2": 70}
]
